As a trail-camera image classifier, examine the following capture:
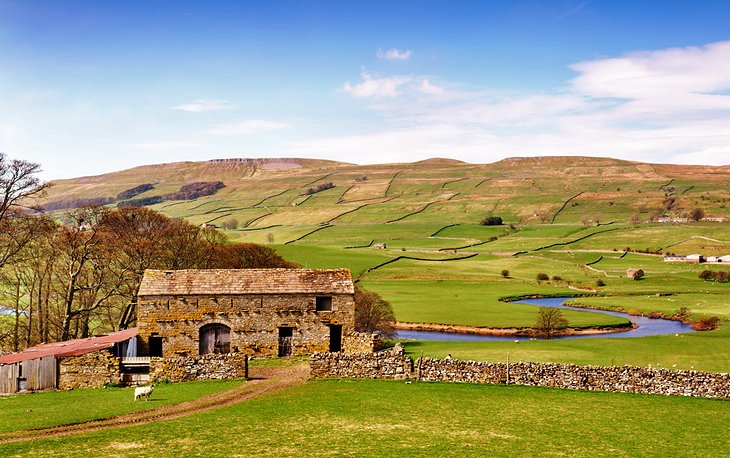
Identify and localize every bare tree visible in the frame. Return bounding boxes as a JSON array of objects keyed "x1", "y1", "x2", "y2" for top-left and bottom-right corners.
[
  {"x1": 0, "y1": 154, "x2": 49, "y2": 219},
  {"x1": 533, "y1": 307, "x2": 568, "y2": 339},
  {"x1": 55, "y1": 207, "x2": 129, "y2": 340}
]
